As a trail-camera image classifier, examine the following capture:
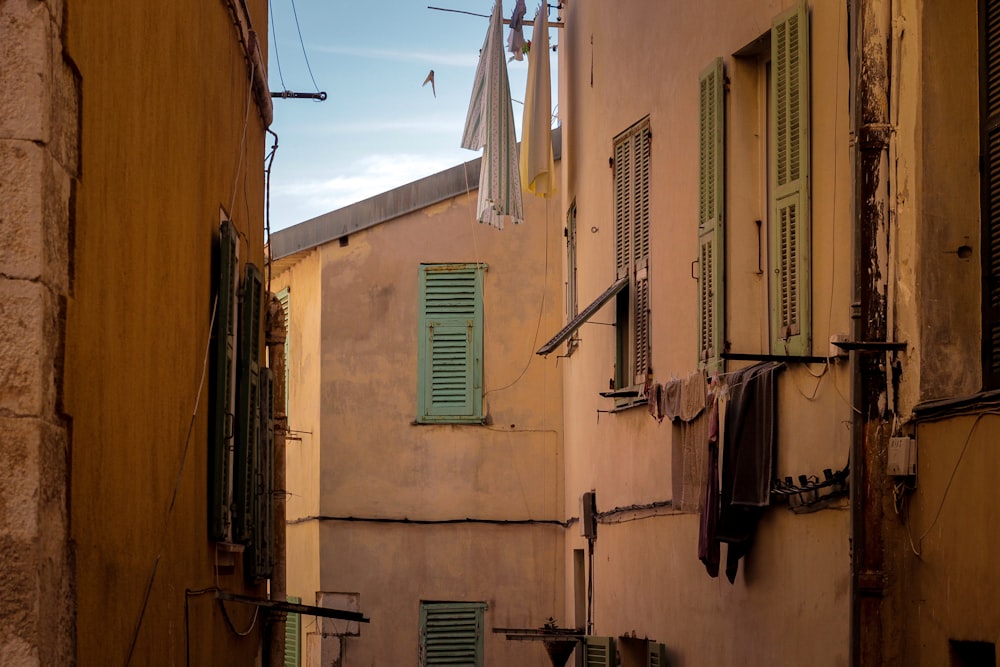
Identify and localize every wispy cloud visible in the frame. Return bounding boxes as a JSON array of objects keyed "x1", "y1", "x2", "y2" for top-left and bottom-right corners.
[
  {"x1": 311, "y1": 45, "x2": 478, "y2": 67},
  {"x1": 297, "y1": 116, "x2": 466, "y2": 136},
  {"x1": 275, "y1": 153, "x2": 470, "y2": 215}
]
